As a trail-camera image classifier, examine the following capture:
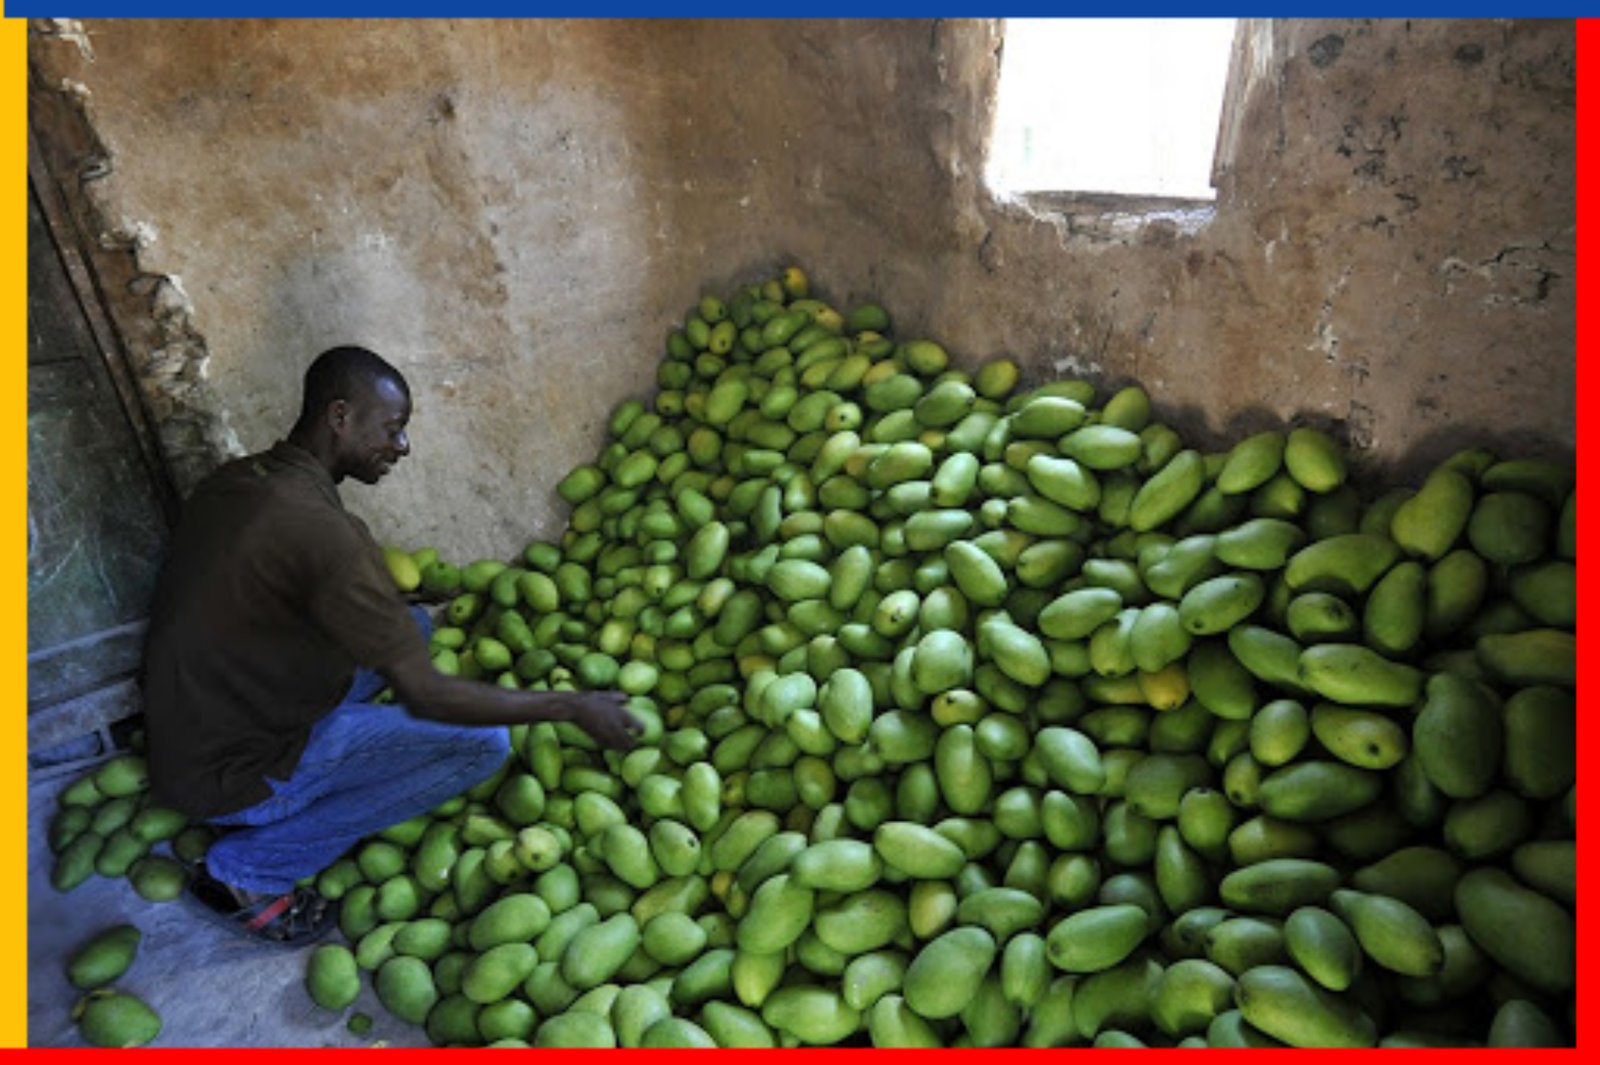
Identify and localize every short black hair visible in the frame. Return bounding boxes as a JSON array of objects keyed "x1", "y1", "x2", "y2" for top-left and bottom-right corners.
[{"x1": 298, "y1": 346, "x2": 409, "y2": 424}]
